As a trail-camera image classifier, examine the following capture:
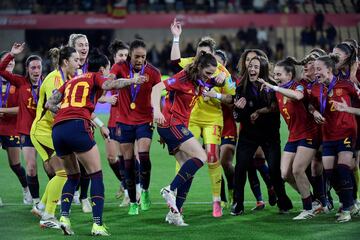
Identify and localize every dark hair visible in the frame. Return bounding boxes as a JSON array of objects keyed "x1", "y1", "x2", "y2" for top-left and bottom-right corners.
[
  {"x1": 108, "y1": 39, "x2": 129, "y2": 58},
  {"x1": 316, "y1": 54, "x2": 340, "y2": 74},
  {"x1": 88, "y1": 49, "x2": 110, "y2": 72},
  {"x1": 0, "y1": 51, "x2": 9, "y2": 60},
  {"x1": 25, "y1": 55, "x2": 42, "y2": 68},
  {"x1": 237, "y1": 49, "x2": 268, "y2": 78},
  {"x1": 214, "y1": 49, "x2": 227, "y2": 65},
  {"x1": 129, "y1": 39, "x2": 146, "y2": 53},
  {"x1": 334, "y1": 42, "x2": 357, "y2": 70},
  {"x1": 275, "y1": 57, "x2": 296, "y2": 79},
  {"x1": 288, "y1": 48, "x2": 326, "y2": 66},
  {"x1": 343, "y1": 39, "x2": 358, "y2": 55},
  {"x1": 49, "y1": 46, "x2": 77, "y2": 69},
  {"x1": 197, "y1": 36, "x2": 216, "y2": 54},
  {"x1": 184, "y1": 52, "x2": 217, "y2": 82},
  {"x1": 239, "y1": 56, "x2": 269, "y2": 94}
]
